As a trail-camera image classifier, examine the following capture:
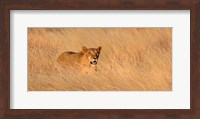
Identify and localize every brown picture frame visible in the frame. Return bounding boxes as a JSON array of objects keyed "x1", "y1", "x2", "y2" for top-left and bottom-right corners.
[{"x1": 0, "y1": 0, "x2": 200, "y2": 119}]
